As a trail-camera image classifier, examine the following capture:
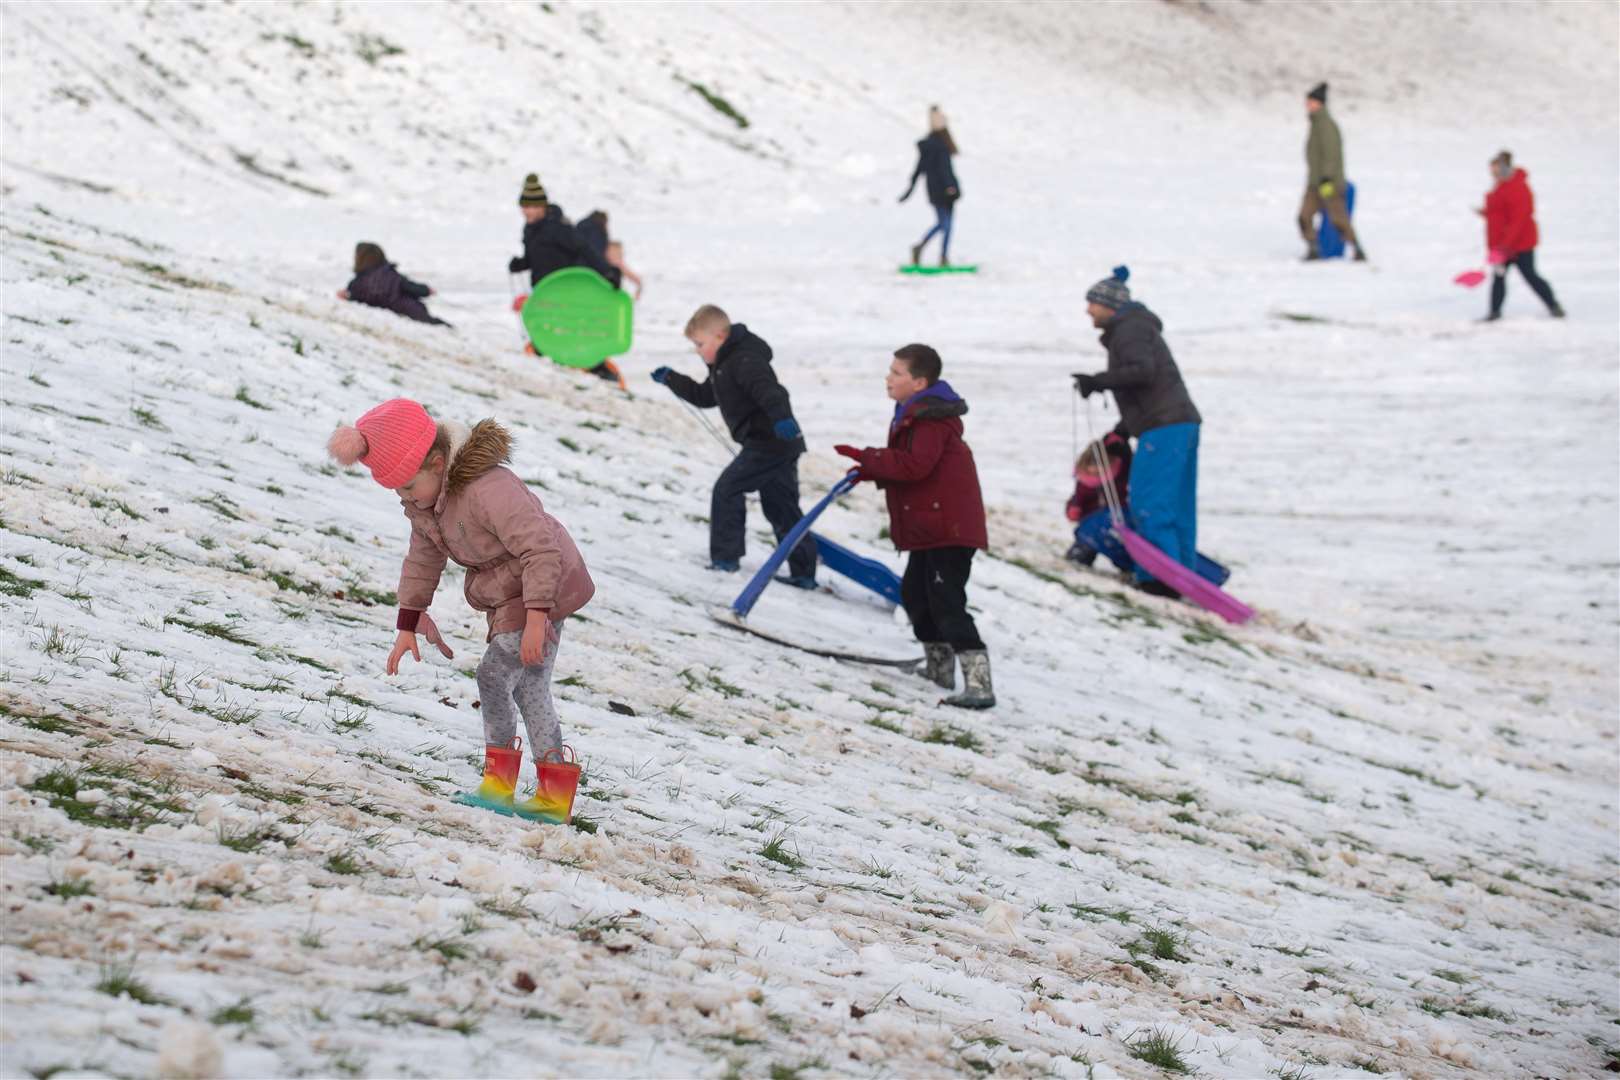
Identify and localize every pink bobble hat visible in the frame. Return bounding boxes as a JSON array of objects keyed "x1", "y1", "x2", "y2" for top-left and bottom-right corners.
[{"x1": 326, "y1": 398, "x2": 438, "y2": 488}]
